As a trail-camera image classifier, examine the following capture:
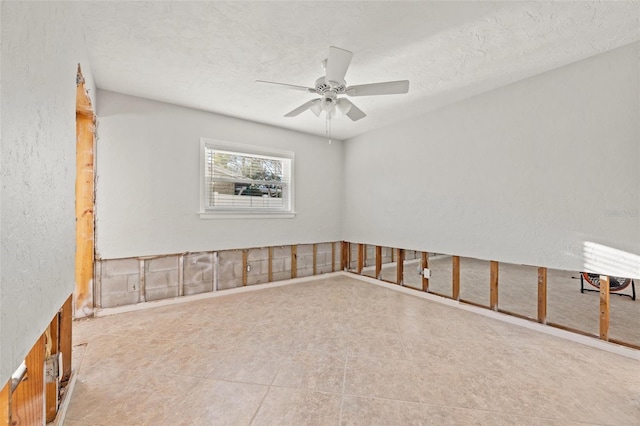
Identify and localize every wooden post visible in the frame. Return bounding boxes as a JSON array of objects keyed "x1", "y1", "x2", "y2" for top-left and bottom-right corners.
[
  {"x1": 139, "y1": 260, "x2": 146, "y2": 303},
  {"x1": 490, "y1": 261, "x2": 499, "y2": 310},
  {"x1": 0, "y1": 380, "x2": 9, "y2": 426},
  {"x1": 268, "y1": 247, "x2": 274, "y2": 282},
  {"x1": 341, "y1": 242, "x2": 348, "y2": 271},
  {"x1": 178, "y1": 255, "x2": 185, "y2": 296},
  {"x1": 421, "y1": 252, "x2": 429, "y2": 292},
  {"x1": 452, "y1": 256, "x2": 460, "y2": 300},
  {"x1": 537, "y1": 267, "x2": 547, "y2": 324},
  {"x1": 396, "y1": 248, "x2": 404, "y2": 285},
  {"x1": 291, "y1": 245, "x2": 297, "y2": 279},
  {"x1": 11, "y1": 335, "x2": 45, "y2": 425},
  {"x1": 357, "y1": 244, "x2": 364, "y2": 274},
  {"x1": 59, "y1": 295, "x2": 72, "y2": 383},
  {"x1": 242, "y1": 249, "x2": 248, "y2": 286},
  {"x1": 600, "y1": 275, "x2": 610, "y2": 341},
  {"x1": 331, "y1": 242, "x2": 336, "y2": 273},
  {"x1": 312, "y1": 244, "x2": 317, "y2": 275},
  {"x1": 375, "y1": 246, "x2": 382, "y2": 279},
  {"x1": 75, "y1": 113, "x2": 95, "y2": 316},
  {"x1": 45, "y1": 315, "x2": 60, "y2": 422}
]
